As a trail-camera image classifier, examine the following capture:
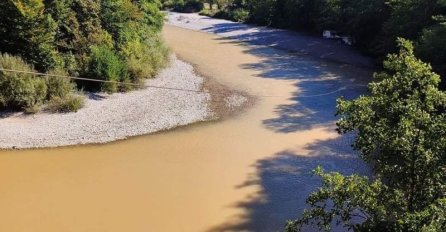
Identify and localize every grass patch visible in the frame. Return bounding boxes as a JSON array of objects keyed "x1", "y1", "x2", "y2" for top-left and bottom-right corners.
[{"x1": 46, "y1": 94, "x2": 85, "y2": 113}]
